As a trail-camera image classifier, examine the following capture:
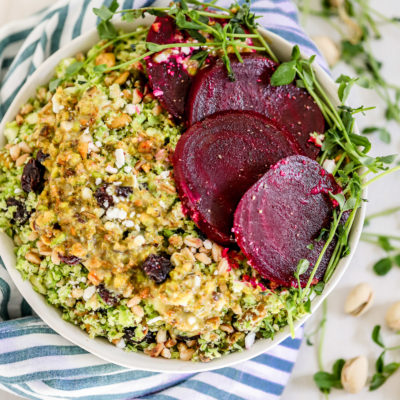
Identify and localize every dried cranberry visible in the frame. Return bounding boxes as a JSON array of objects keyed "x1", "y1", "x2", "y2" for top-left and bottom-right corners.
[
  {"x1": 115, "y1": 186, "x2": 133, "y2": 197},
  {"x1": 124, "y1": 327, "x2": 155, "y2": 344},
  {"x1": 141, "y1": 253, "x2": 173, "y2": 283},
  {"x1": 97, "y1": 284, "x2": 119, "y2": 306},
  {"x1": 21, "y1": 159, "x2": 45, "y2": 193},
  {"x1": 94, "y1": 185, "x2": 114, "y2": 210},
  {"x1": 6, "y1": 197, "x2": 31, "y2": 225},
  {"x1": 59, "y1": 254, "x2": 81, "y2": 265},
  {"x1": 36, "y1": 150, "x2": 49, "y2": 163}
]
